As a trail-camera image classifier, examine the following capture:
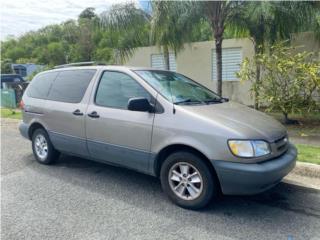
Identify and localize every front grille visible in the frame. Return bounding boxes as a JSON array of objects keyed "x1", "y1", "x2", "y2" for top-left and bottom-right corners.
[{"x1": 273, "y1": 135, "x2": 289, "y2": 155}]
